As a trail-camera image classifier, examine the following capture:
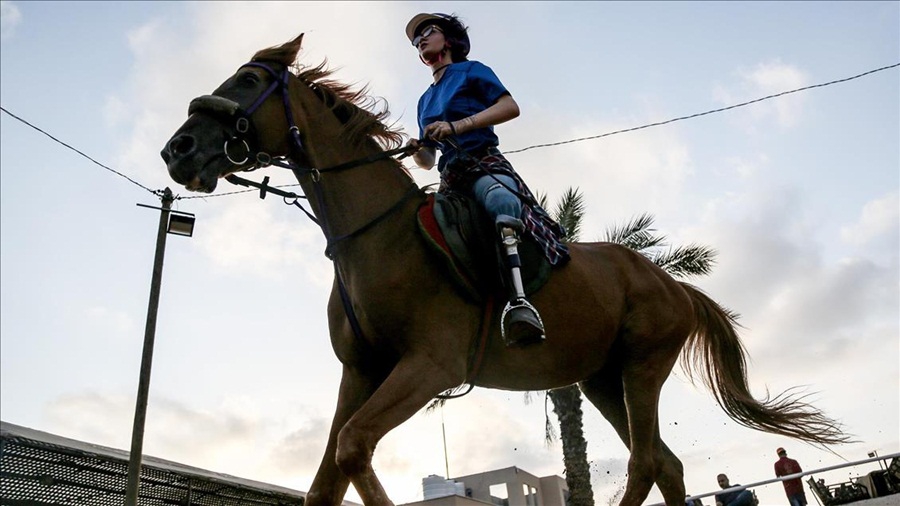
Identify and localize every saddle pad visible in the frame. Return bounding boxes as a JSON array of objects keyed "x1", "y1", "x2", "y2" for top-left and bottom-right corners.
[
  {"x1": 417, "y1": 193, "x2": 484, "y2": 300},
  {"x1": 417, "y1": 193, "x2": 551, "y2": 302}
]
